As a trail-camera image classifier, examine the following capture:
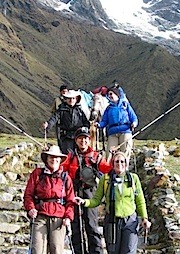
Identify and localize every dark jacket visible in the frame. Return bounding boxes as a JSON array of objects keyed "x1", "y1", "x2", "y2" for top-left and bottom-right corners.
[{"x1": 47, "y1": 102, "x2": 90, "y2": 136}]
